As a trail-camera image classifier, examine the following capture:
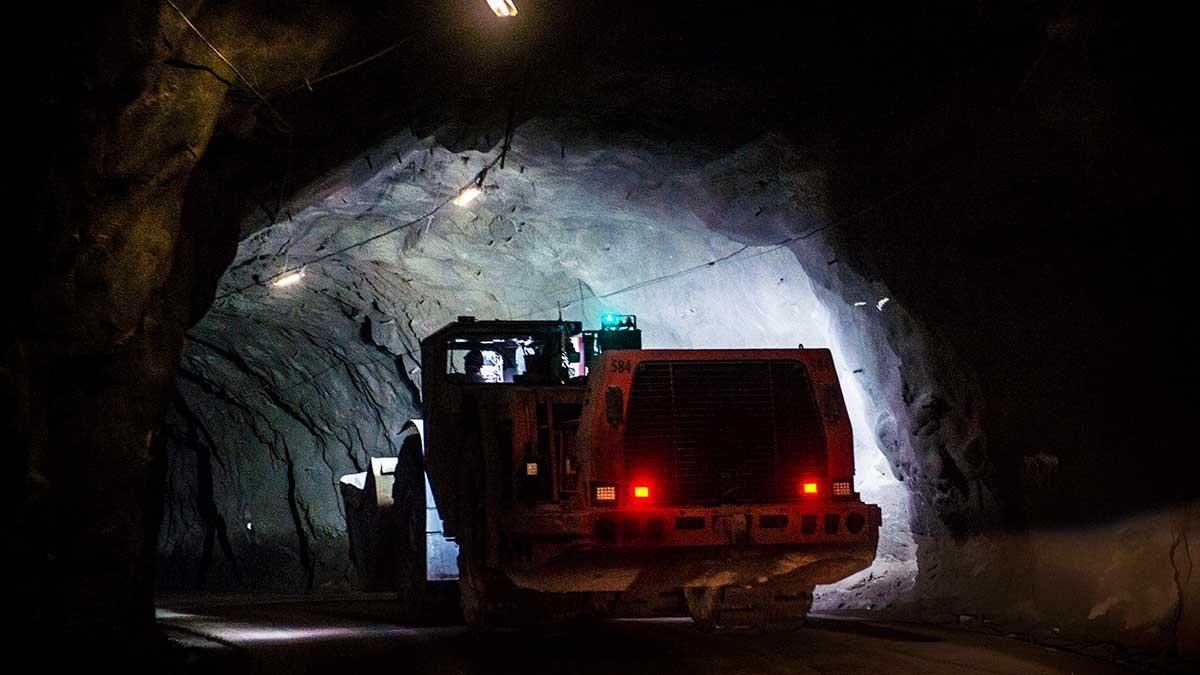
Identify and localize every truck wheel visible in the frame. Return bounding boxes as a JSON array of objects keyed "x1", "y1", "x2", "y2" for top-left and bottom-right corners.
[
  {"x1": 392, "y1": 439, "x2": 427, "y2": 621},
  {"x1": 457, "y1": 549, "x2": 485, "y2": 627},
  {"x1": 454, "y1": 491, "x2": 491, "y2": 627},
  {"x1": 683, "y1": 586, "x2": 725, "y2": 632}
]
